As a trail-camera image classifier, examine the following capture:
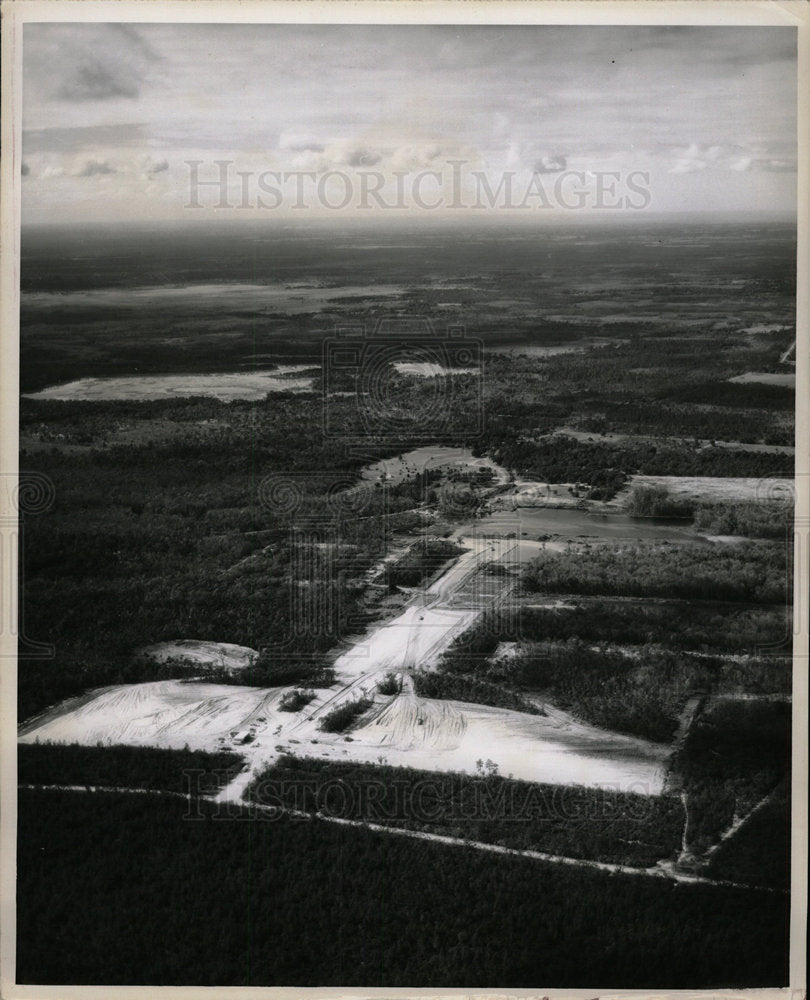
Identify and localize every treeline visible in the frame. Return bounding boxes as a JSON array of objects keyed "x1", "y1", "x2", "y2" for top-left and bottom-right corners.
[
  {"x1": 522, "y1": 541, "x2": 789, "y2": 604},
  {"x1": 412, "y1": 670, "x2": 540, "y2": 716},
  {"x1": 515, "y1": 601, "x2": 791, "y2": 656},
  {"x1": 570, "y1": 400, "x2": 792, "y2": 446},
  {"x1": 17, "y1": 787, "x2": 788, "y2": 986},
  {"x1": 694, "y1": 502, "x2": 793, "y2": 539},
  {"x1": 319, "y1": 697, "x2": 374, "y2": 733},
  {"x1": 627, "y1": 486, "x2": 794, "y2": 540},
  {"x1": 675, "y1": 700, "x2": 790, "y2": 855},
  {"x1": 246, "y1": 756, "x2": 684, "y2": 867},
  {"x1": 489, "y1": 436, "x2": 789, "y2": 494},
  {"x1": 385, "y1": 537, "x2": 465, "y2": 590},
  {"x1": 626, "y1": 485, "x2": 694, "y2": 519},
  {"x1": 18, "y1": 742, "x2": 244, "y2": 794},
  {"x1": 669, "y1": 380, "x2": 794, "y2": 411}
]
